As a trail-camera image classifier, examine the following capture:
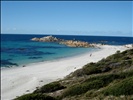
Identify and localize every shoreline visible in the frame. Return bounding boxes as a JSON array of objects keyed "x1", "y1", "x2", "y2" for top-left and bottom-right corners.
[
  {"x1": 1, "y1": 44, "x2": 132, "y2": 100},
  {"x1": 1, "y1": 47, "x2": 99, "y2": 70}
]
